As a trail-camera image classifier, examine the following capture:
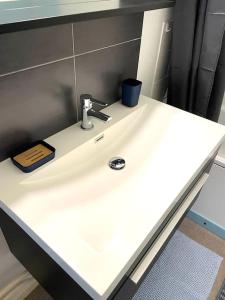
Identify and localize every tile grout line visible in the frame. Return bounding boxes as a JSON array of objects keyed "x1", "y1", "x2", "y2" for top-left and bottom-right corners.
[
  {"x1": 0, "y1": 37, "x2": 142, "y2": 79},
  {"x1": 71, "y1": 23, "x2": 79, "y2": 122},
  {"x1": 74, "y1": 37, "x2": 141, "y2": 57},
  {"x1": 0, "y1": 56, "x2": 74, "y2": 78}
]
